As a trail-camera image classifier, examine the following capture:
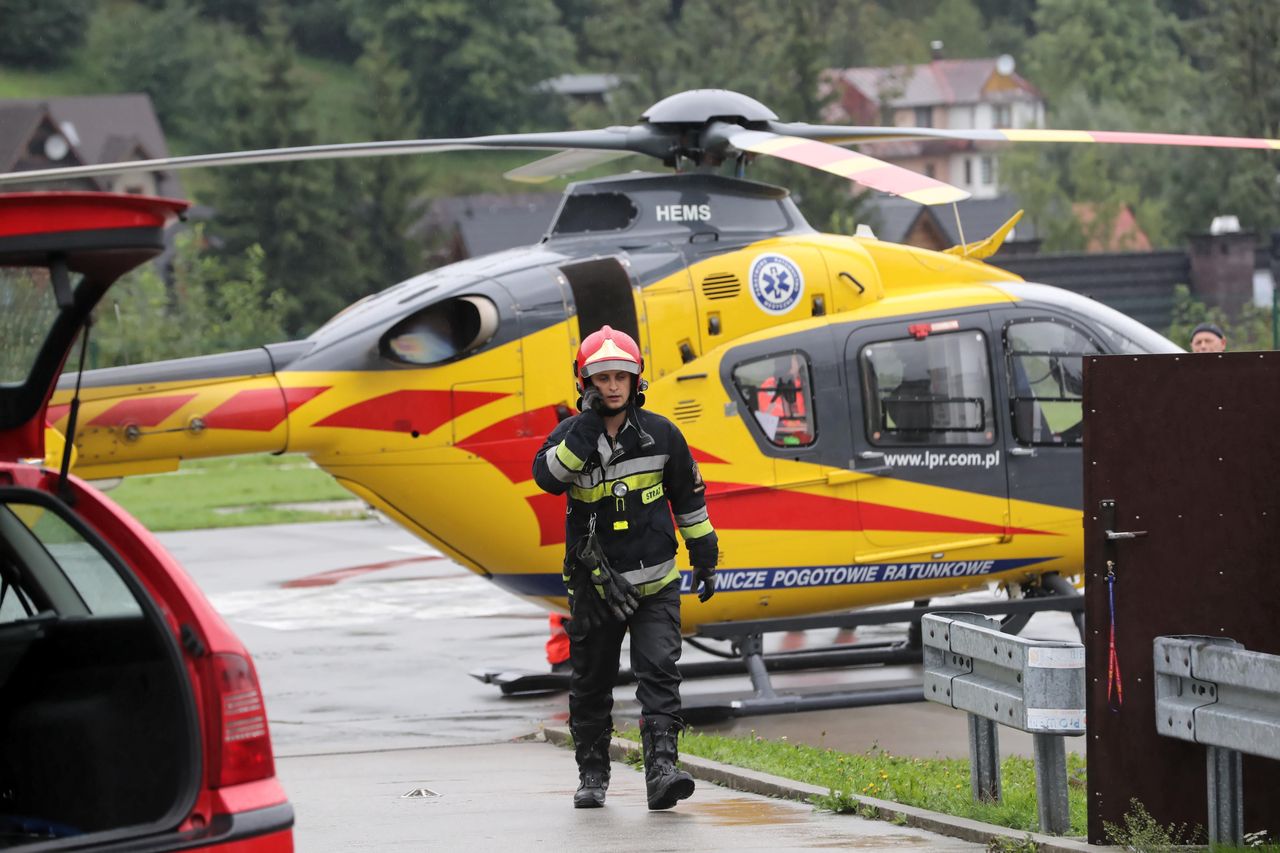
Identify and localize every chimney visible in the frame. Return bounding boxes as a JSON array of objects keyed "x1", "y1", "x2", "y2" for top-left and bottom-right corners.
[
  {"x1": 1187, "y1": 220, "x2": 1257, "y2": 317},
  {"x1": 930, "y1": 40, "x2": 944, "y2": 61}
]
